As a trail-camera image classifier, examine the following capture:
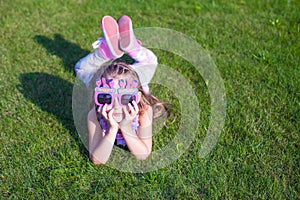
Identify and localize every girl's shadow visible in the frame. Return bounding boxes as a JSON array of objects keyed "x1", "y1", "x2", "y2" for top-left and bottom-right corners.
[
  {"x1": 19, "y1": 72, "x2": 75, "y2": 132},
  {"x1": 34, "y1": 34, "x2": 90, "y2": 72},
  {"x1": 18, "y1": 34, "x2": 91, "y2": 154}
]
